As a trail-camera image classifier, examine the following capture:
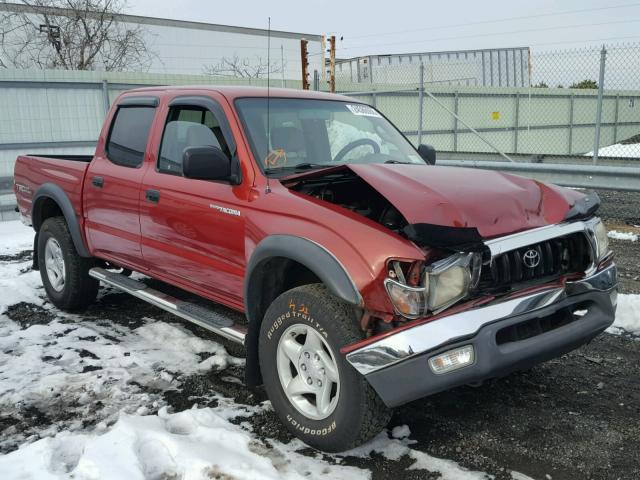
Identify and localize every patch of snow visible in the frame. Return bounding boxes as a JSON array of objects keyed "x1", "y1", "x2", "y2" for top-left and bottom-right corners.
[
  {"x1": 0, "y1": 260, "x2": 43, "y2": 314},
  {"x1": 0, "y1": 404, "x2": 369, "y2": 480},
  {"x1": 585, "y1": 143, "x2": 640, "y2": 158},
  {"x1": 0, "y1": 220, "x2": 33, "y2": 254},
  {"x1": 607, "y1": 230, "x2": 638, "y2": 242},
  {"x1": 608, "y1": 293, "x2": 640, "y2": 335},
  {"x1": 343, "y1": 431, "x2": 492, "y2": 479},
  {"x1": 391, "y1": 424, "x2": 411, "y2": 439},
  {"x1": 511, "y1": 472, "x2": 536, "y2": 480}
]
